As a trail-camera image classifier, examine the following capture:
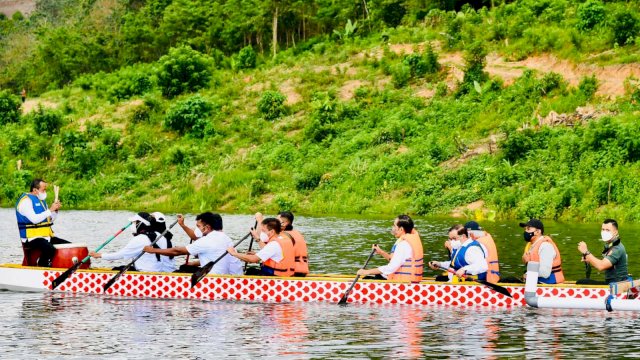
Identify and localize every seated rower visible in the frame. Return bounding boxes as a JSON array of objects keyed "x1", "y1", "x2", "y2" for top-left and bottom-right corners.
[
  {"x1": 16, "y1": 178, "x2": 70, "y2": 267},
  {"x1": 227, "y1": 217, "x2": 295, "y2": 277},
  {"x1": 520, "y1": 218, "x2": 564, "y2": 284},
  {"x1": 254, "y1": 211, "x2": 309, "y2": 277},
  {"x1": 577, "y1": 219, "x2": 628, "y2": 284},
  {"x1": 356, "y1": 215, "x2": 424, "y2": 283},
  {"x1": 465, "y1": 221, "x2": 500, "y2": 283},
  {"x1": 150, "y1": 212, "x2": 177, "y2": 273},
  {"x1": 143, "y1": 212, "x2": 243, "y2": 276},
  {"x1": 428, "y1": 224, "x2": 488, "y2": 282},
  {"x1": 90, "y1": 212, "x2": 164, "y2": 272}
]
